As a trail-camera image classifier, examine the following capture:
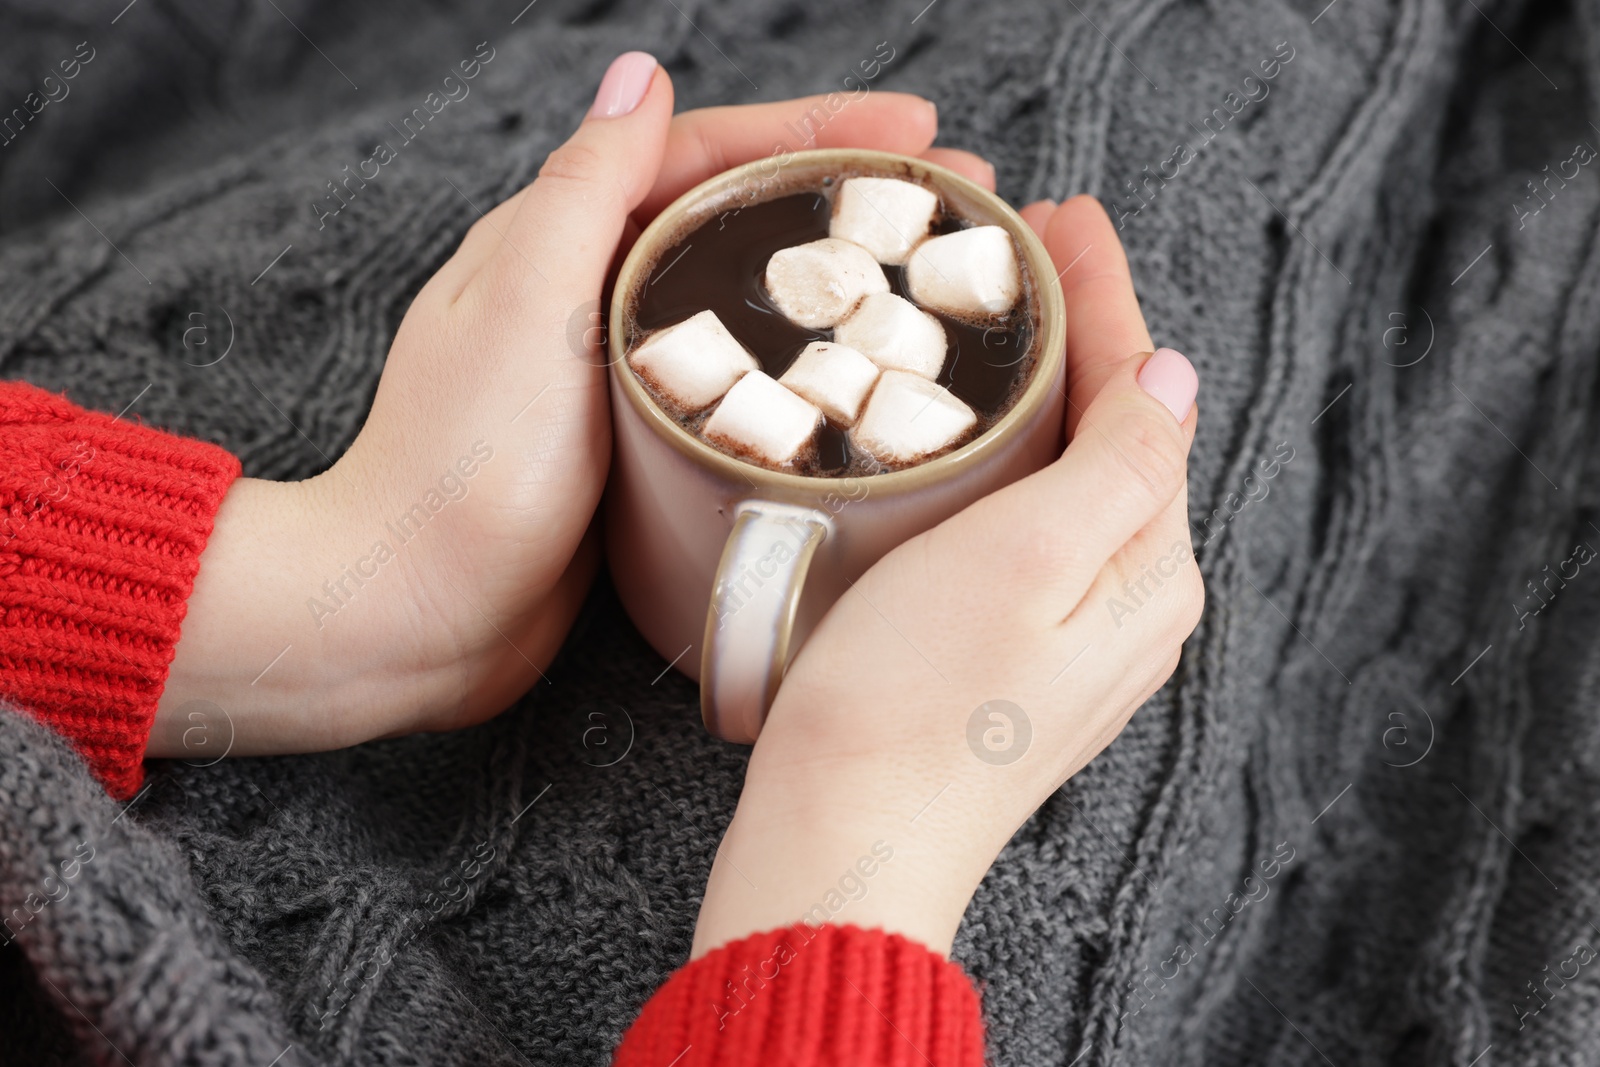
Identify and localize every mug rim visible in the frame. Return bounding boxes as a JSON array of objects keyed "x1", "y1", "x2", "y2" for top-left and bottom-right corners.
[{"x1": 607, "y1": 148, "x2": 1066, "y2": 497}]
